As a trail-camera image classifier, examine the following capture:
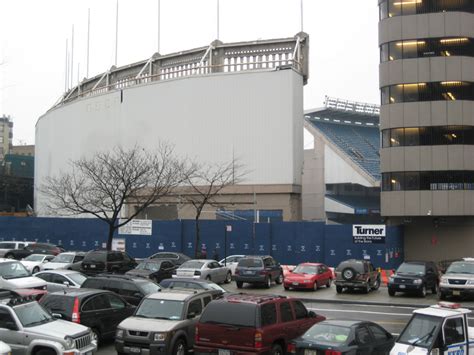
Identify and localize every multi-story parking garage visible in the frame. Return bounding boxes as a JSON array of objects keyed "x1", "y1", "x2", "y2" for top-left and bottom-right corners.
[{"x1": 378, "y1": 0, "x2": 474, "y2": 260}]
